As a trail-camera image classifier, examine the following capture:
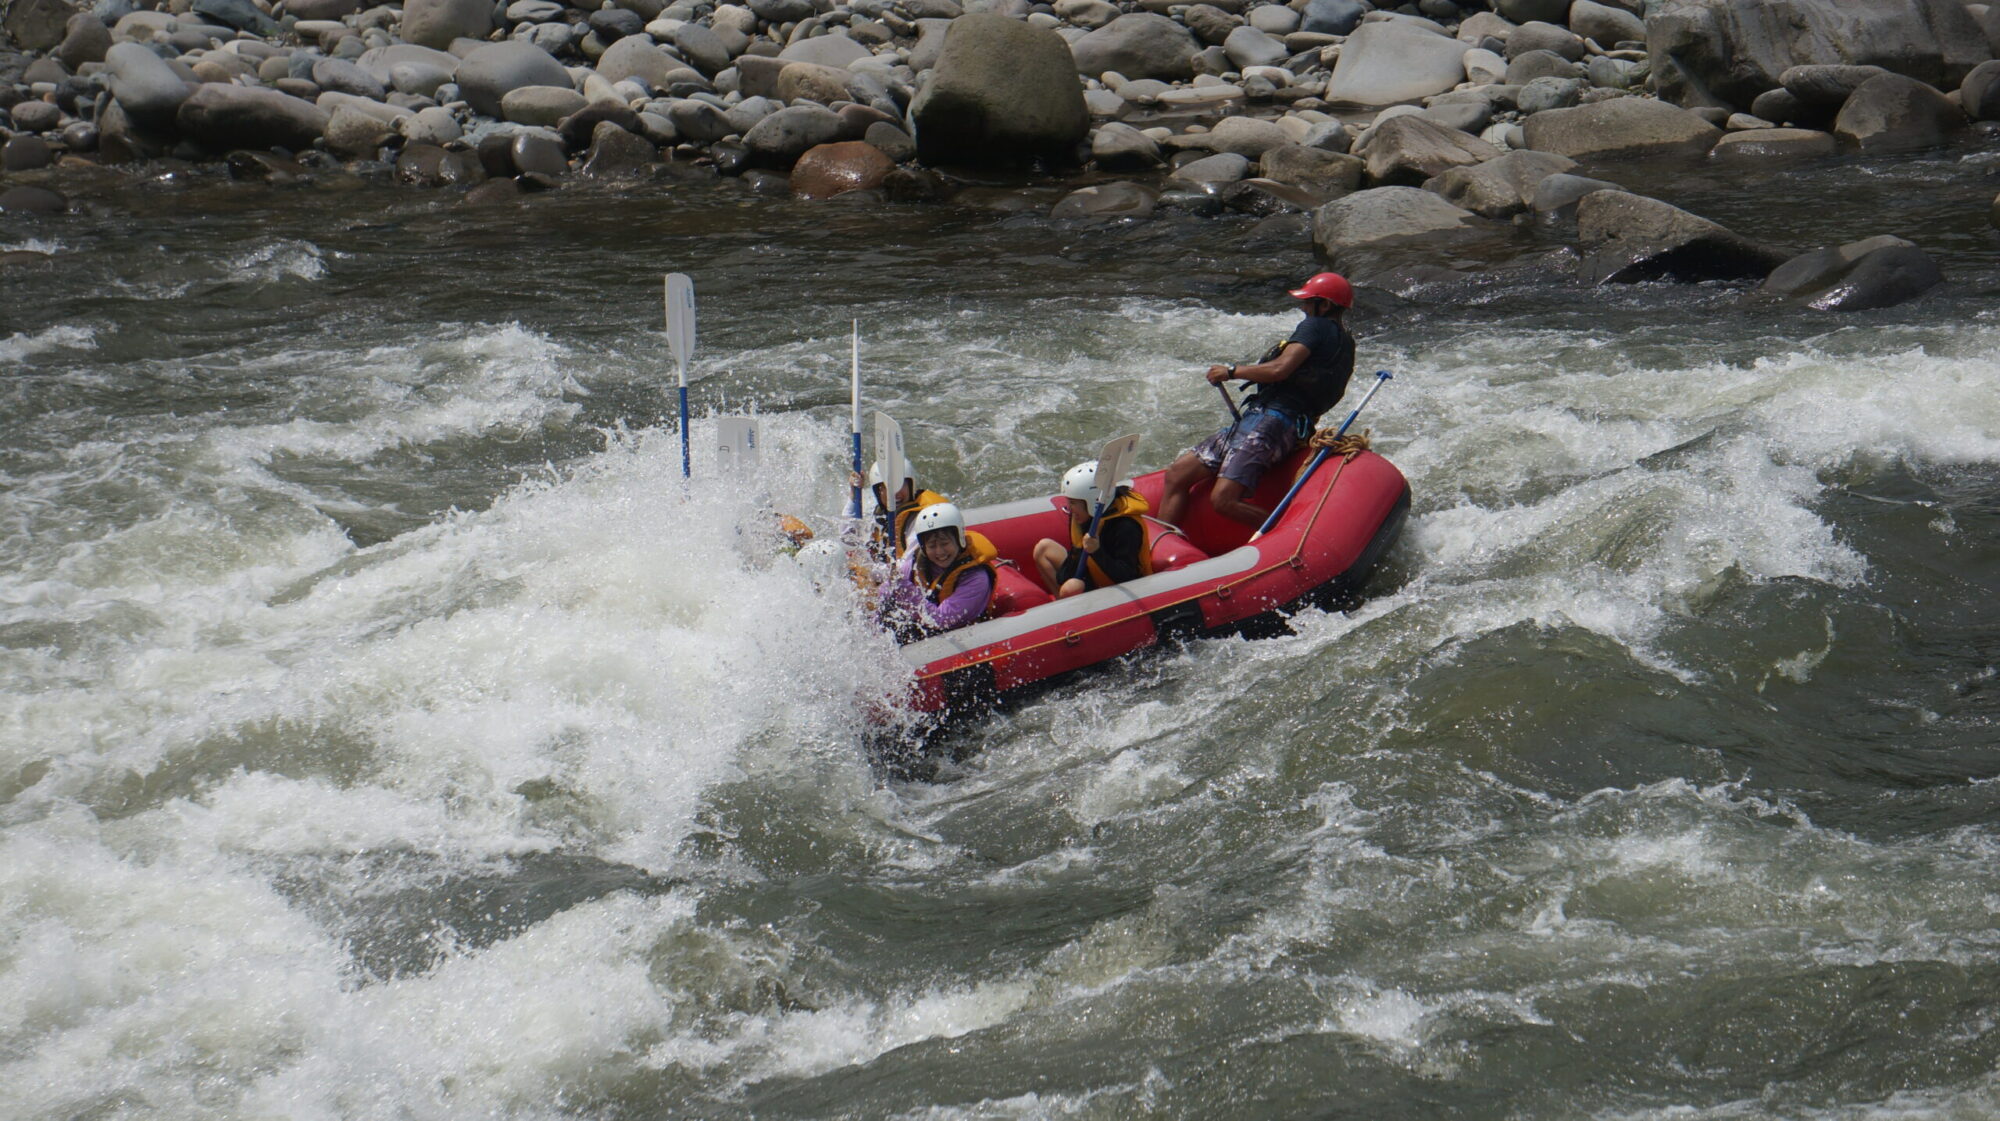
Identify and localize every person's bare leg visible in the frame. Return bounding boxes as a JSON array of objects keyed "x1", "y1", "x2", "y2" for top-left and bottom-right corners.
[
  {"x1": 1208, "y1": 478, "x2": 1270, "y2": 527},
  {"x1": 1032, "y1": 538, "x2": 1066, "y2": 593},
  {"x1": 1158, "y1": 452, "x2": 1213, "y2": 528}
]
